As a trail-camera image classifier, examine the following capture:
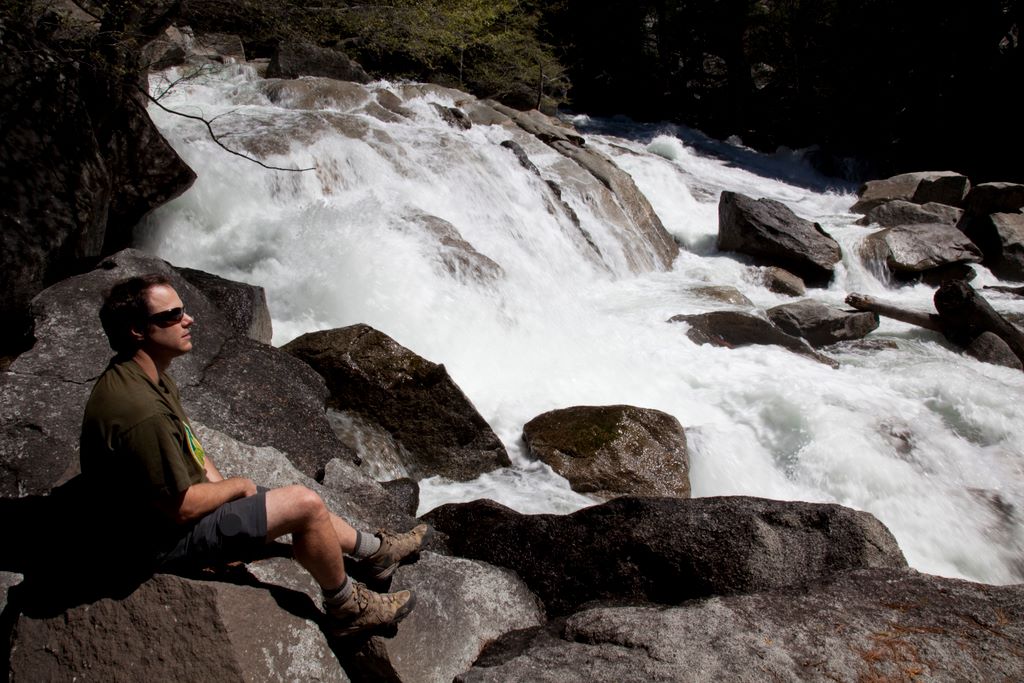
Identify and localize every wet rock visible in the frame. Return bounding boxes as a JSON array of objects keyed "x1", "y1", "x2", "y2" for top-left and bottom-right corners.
[
  {"x1": 963, "y1": 182, "x2": 1024, "y2": 215},
  {"x1": 851, "y1": 171, "x2": 970, "y2": 213},
  {"x1": 191, "y1": 32, "x2": 246, "y2": 63},
  {"x1": 855, "y1": 199, "x2": 963, "y2": 227},
  {"x1": 766, "y1": 299, "x2": 879, "y2": 347},
  {"x1": 176, "y1": 267, "x2": 273, "y2": 344},
  {"x1": 717, "y1": 191, "x2": 842, "y2": 286},
  {"x1": 341, "y1": 553, "x2": 544, "y2": 683},
  {"x1": 463, "y1": 100, "x2": 512, "y2": 126},
  {"x1": 424, "y1": 496, "x2": 906, "y2": 617},
  {"x1": 491, "y1": 103, "x2": 678, "y2": 273},
  {"x1": 283, "y1": 325, "x2": 510, "y2": 481},
  {"x1": 373, "y1": 89, "x2": 415, "y2": 120},
  {"x1": 690, "y1": 286, "x2": 753, "y2": 307},
  {"x1": 399, "y1": 212, "x2": 503, "y2": 284},
  {"x1": 458, "y1": 568, "x2": 1024, "y2": 683},
  {"x1": 965, "y1": 331, "x2": 1024, "y2": 370},
  {"x1": 8, "y1": 573, "x2": 347, "y2": 682},
  {"x1": 327, "y1": 409, "x2": 411, "y2": 481},
  {"x1": 757, "y1": 266, "x2": 806, "y2": 296},
  {"x1": 920, "y1": 262, "x2": 978, "y2": 286},
  {"x1": 141, "y1": 25, "x2": 189, "y2": 70},
  {"x1": 861, "y1": 223, "x2": 982, "y2": 277},
  {"x1": 267, "y1": 42, "x2": 371, "y2": 83},
  {"x1": 261, "y1": 78, "x2": 372, "y2": 112},
  {"x1": 431, "y1": 103, "x2": 472, "y2": 130},
  {"x1": 668, "y1": 310, "x2": 839, "y2": 367},
  {"x1": 522, "y1": 405, "x2": 689, "y2": 499},
  {"x1": 959, "y1": 212, "x2": 1024, "y2": 280}
]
